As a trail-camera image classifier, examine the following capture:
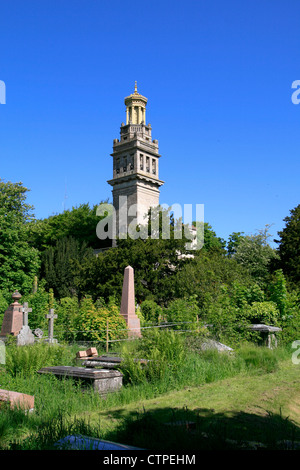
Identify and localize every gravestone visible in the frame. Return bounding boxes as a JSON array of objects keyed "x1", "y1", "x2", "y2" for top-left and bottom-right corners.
[
  {"x1": 0, "y1": 291, "x2": 23, "y2": 339},
  {"x1": 17, "y1": 302, "x2": 35, "y2": 346},
  {"x1": 120, "y1": 266, "x2": 141, "y2": 337},
  {"x1": 45, "y1": 308, "x2": 58, "y2": 343}
]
